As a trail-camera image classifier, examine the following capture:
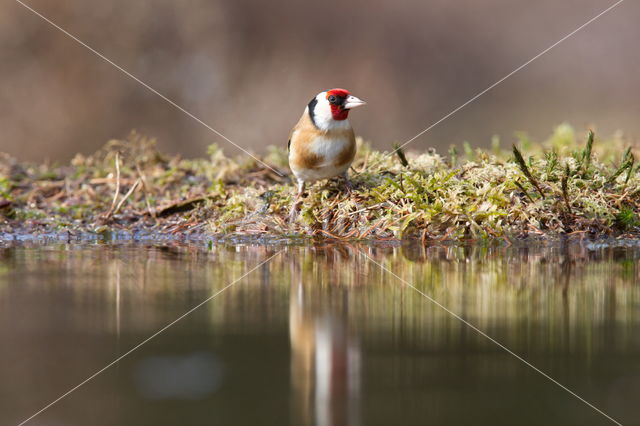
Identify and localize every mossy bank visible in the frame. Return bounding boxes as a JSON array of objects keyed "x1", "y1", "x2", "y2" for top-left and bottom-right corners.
[{"x1": 1, "y1": 124, "x2": 639, "y2": 242}]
